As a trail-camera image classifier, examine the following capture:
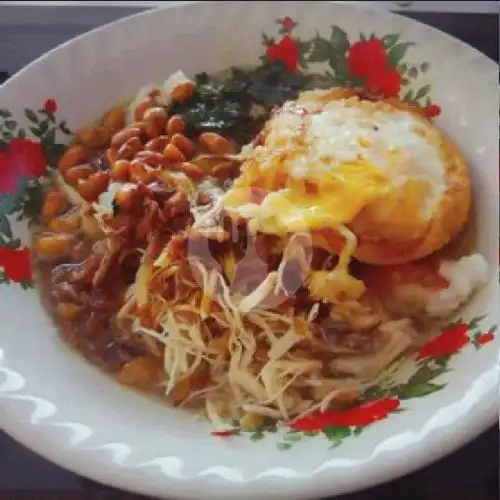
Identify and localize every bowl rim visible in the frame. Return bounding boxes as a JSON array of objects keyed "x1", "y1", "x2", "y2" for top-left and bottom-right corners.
[{"x1": 1, "y1": 2, "x2": 498, "y2": 499}]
